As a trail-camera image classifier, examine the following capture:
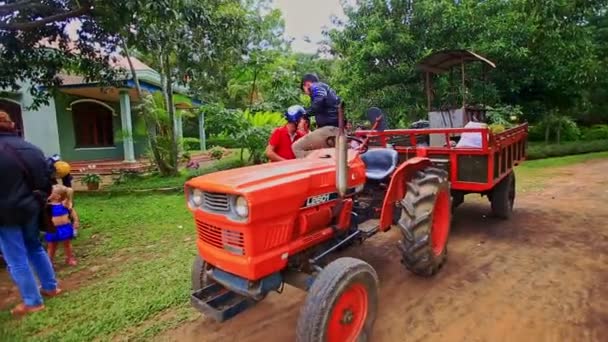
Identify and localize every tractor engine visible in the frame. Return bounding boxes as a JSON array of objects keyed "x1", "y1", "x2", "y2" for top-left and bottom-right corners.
[{"x1": 185, "y1": 149, "x2": 366, "y2": 293}]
